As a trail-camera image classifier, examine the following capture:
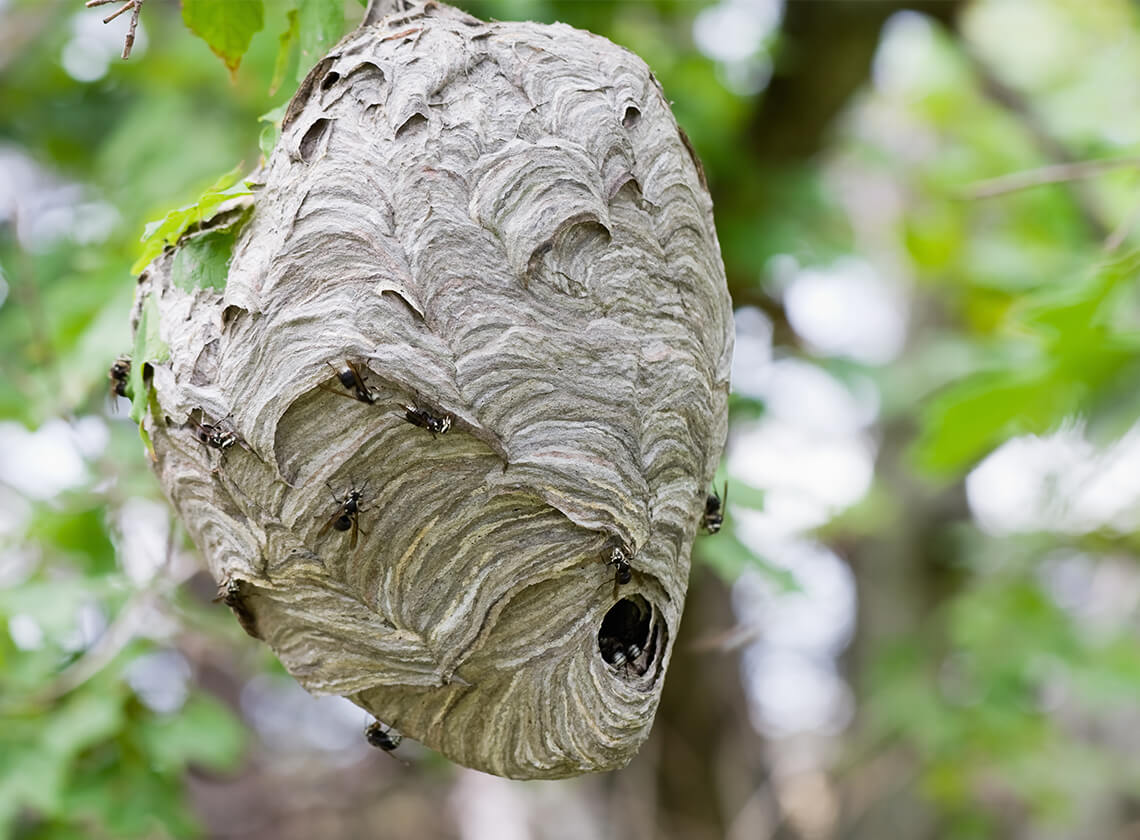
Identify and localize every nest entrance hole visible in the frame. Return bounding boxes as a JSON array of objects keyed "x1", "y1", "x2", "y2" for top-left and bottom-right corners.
[{"x1": 598, "y1": 595, "x2": 659, "y2": 677}]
